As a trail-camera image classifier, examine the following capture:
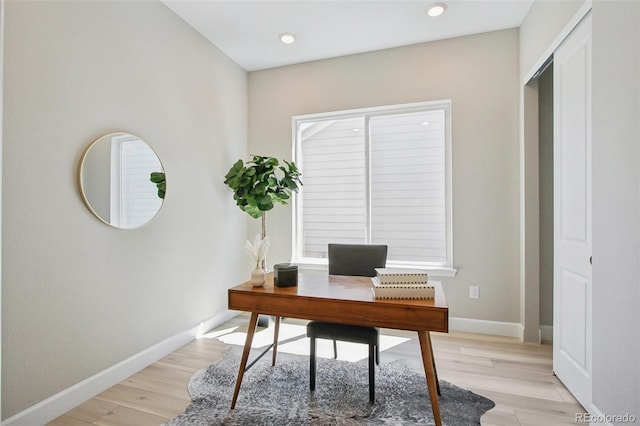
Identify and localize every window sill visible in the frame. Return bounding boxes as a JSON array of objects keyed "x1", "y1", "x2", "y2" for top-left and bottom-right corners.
[{"x1": 294, "y1": 259, "x2": 458, "y2": 277}]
